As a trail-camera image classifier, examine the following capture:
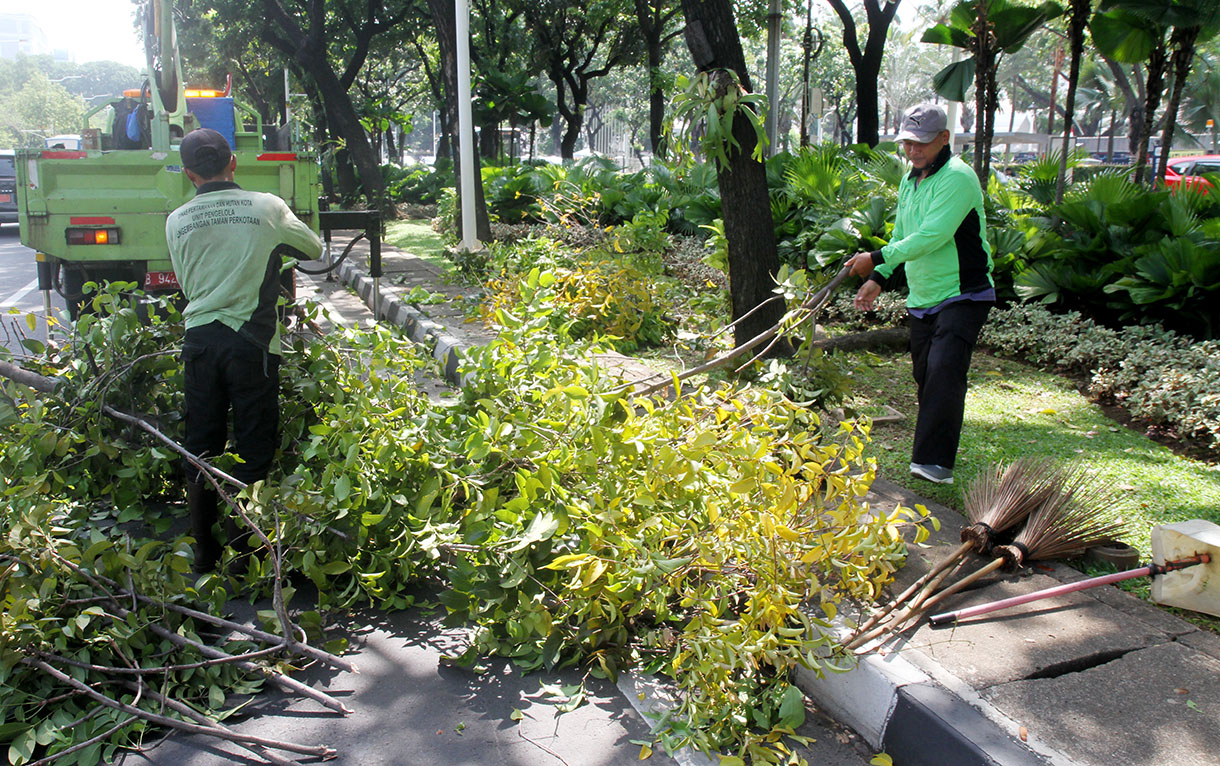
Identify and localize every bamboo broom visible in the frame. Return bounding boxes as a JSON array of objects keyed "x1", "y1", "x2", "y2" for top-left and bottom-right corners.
[
  {"x1": 852, "y1": 464, "x2": 1126, "y2": 650},
  {"x1": 847, "y1": 457, "x2": 1060, "y2": 644}
]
